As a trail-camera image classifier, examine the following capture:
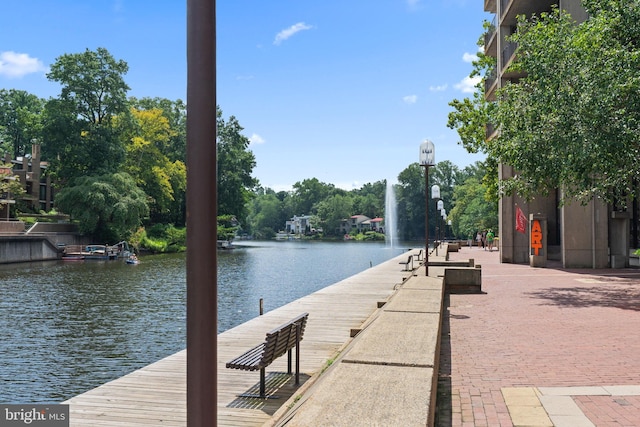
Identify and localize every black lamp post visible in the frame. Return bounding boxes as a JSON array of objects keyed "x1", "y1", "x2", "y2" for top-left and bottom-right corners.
[{"x1": 420, "y1": 139, "x2": 435, "y2": 276}]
